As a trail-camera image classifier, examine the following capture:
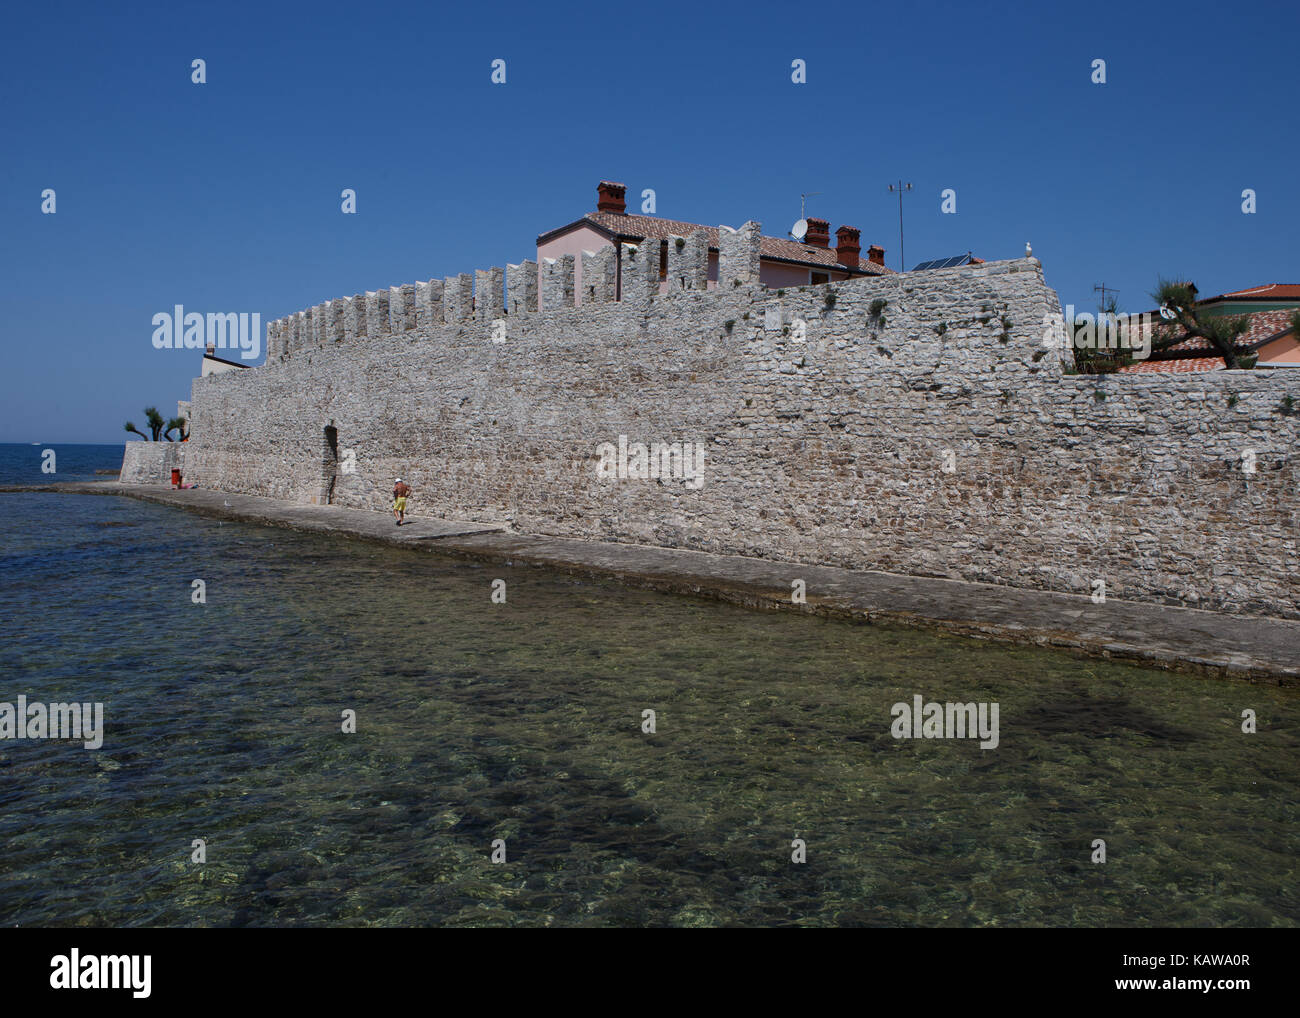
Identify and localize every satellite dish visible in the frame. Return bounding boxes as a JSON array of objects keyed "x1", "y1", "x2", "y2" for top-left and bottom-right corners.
[{"x1": 791, "y1": 219, "x2": 808, "y2": 242}]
